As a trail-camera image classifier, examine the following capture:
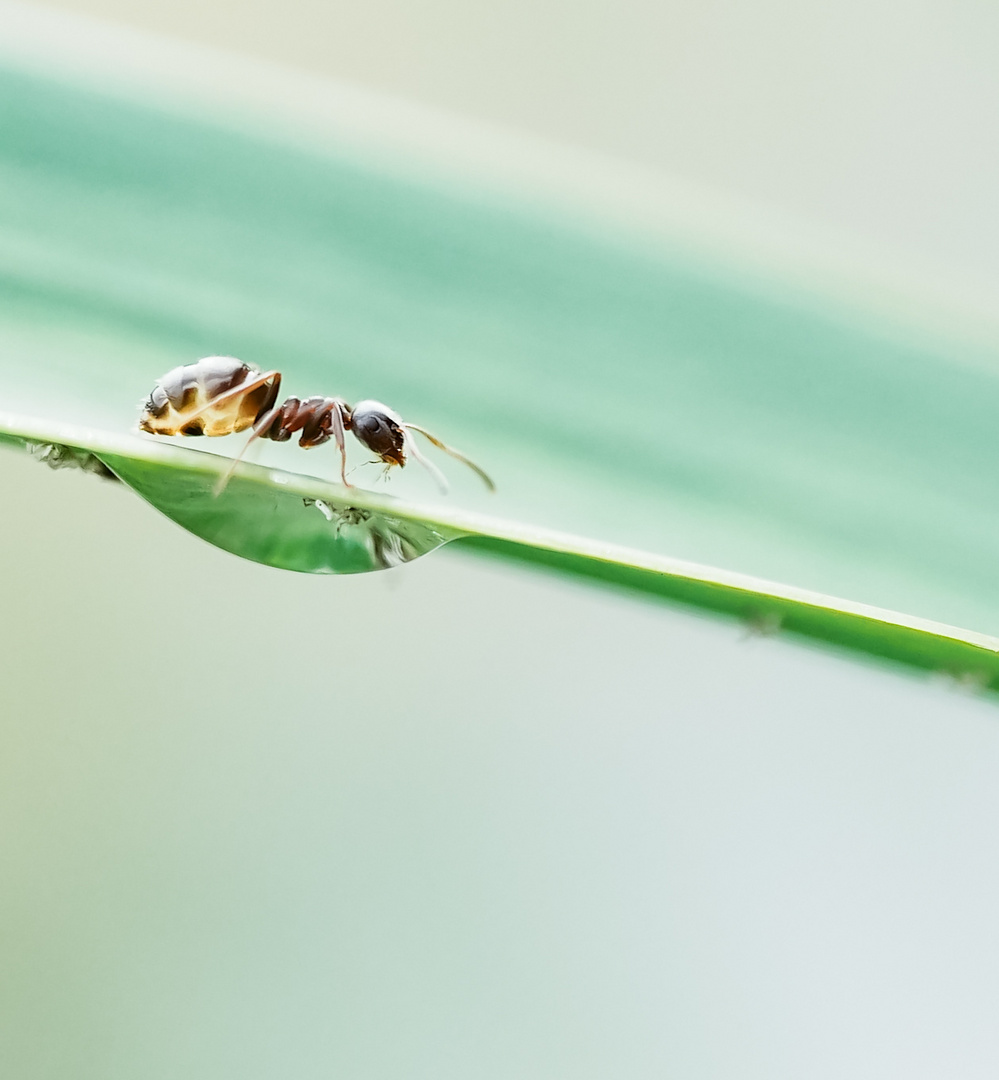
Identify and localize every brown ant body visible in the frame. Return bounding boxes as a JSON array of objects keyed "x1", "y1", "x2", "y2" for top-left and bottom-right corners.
[{"x1": 139, "y1": 356, "x2": 494, "y2": 493}]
